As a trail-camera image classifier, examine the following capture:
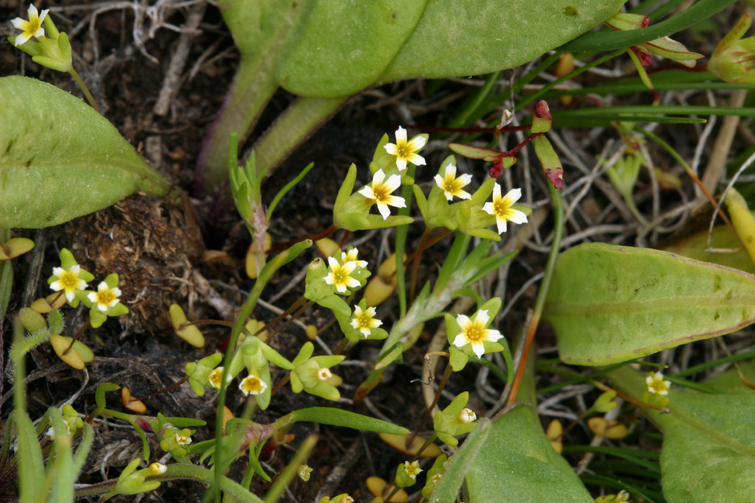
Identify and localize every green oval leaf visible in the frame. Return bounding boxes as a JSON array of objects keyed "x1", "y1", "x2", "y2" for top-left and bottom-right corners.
[
  {"x1": 0, "y1": 76, "x2": 169, "y2": 228},
  {"x1": 544, "y1": 243, "x2": 755, "y2": 365},
  {"x1": 289, "y1": 407, "x2": 408, "y2": 435},
  {"x1": 609, "y1": 364, "x2": 755, "y2": 503}
]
